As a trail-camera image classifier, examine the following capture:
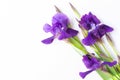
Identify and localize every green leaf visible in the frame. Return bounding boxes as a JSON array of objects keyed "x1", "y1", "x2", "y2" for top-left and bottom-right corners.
[
  {"x1": 69, "y1": 3, "x2": 81, "y2": 19},
  {"x1": 97, "y1": 70, "x2": 116, "y2": 80},
  {"x1": 69, "y1": 37, "x2": 88, "y2": 54}
]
